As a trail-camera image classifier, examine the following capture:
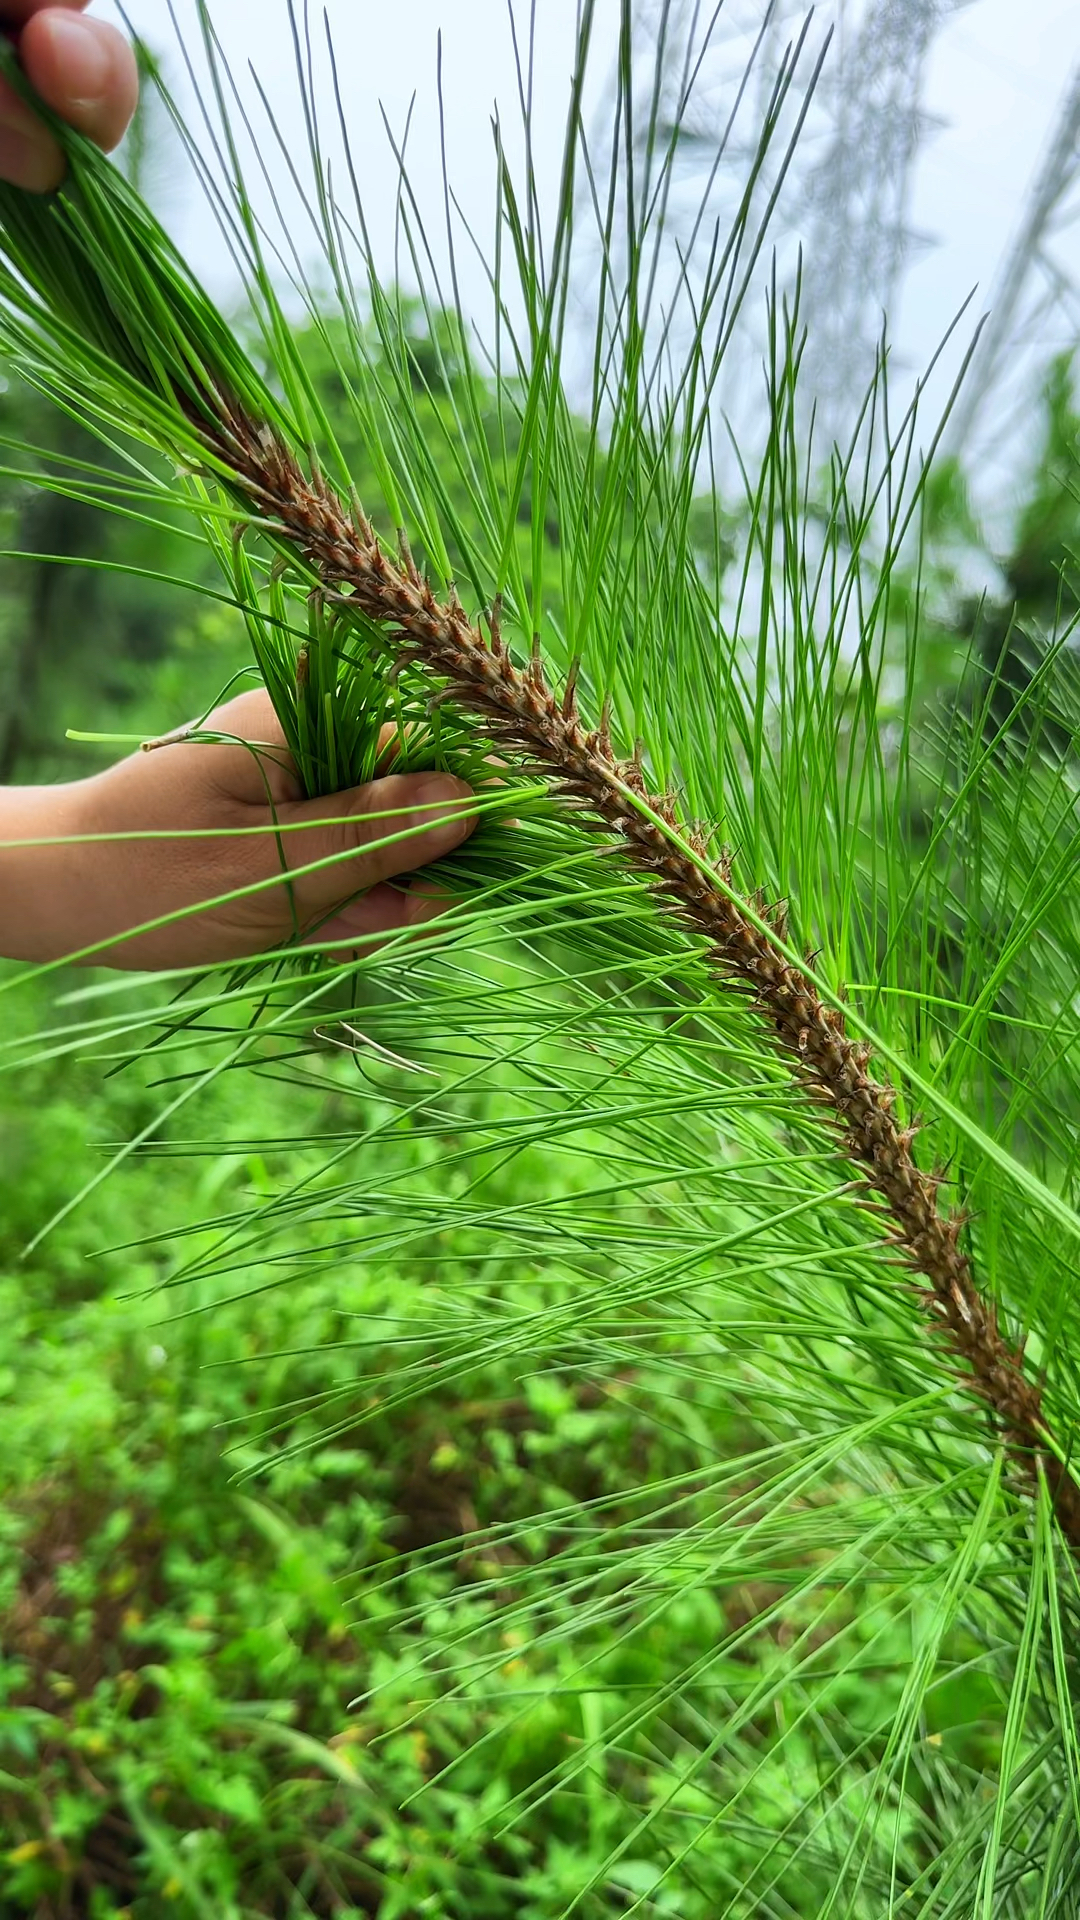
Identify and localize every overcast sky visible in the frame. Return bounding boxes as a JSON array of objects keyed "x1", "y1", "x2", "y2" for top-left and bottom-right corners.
[
  {"x1": 102, "y1": 1, "x2": 1080, "y2": 514},
  {"x1": 905, "y1": 0, "x2": 1079, "y2": 376}
]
